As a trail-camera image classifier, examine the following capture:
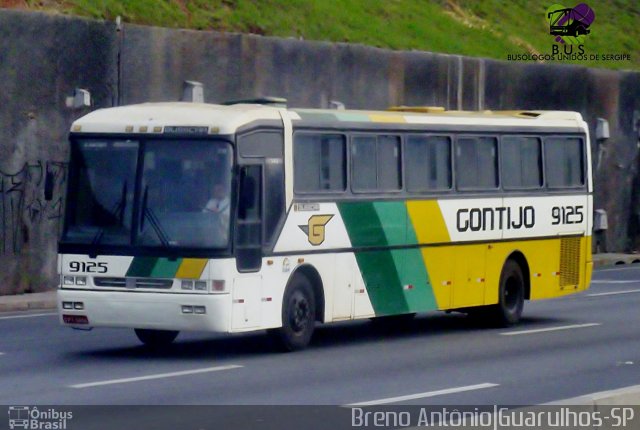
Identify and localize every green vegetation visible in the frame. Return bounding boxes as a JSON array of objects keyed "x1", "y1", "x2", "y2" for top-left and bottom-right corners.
[{"x1": 7, "y1": 0, "x2": 640, "y2": 70}]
